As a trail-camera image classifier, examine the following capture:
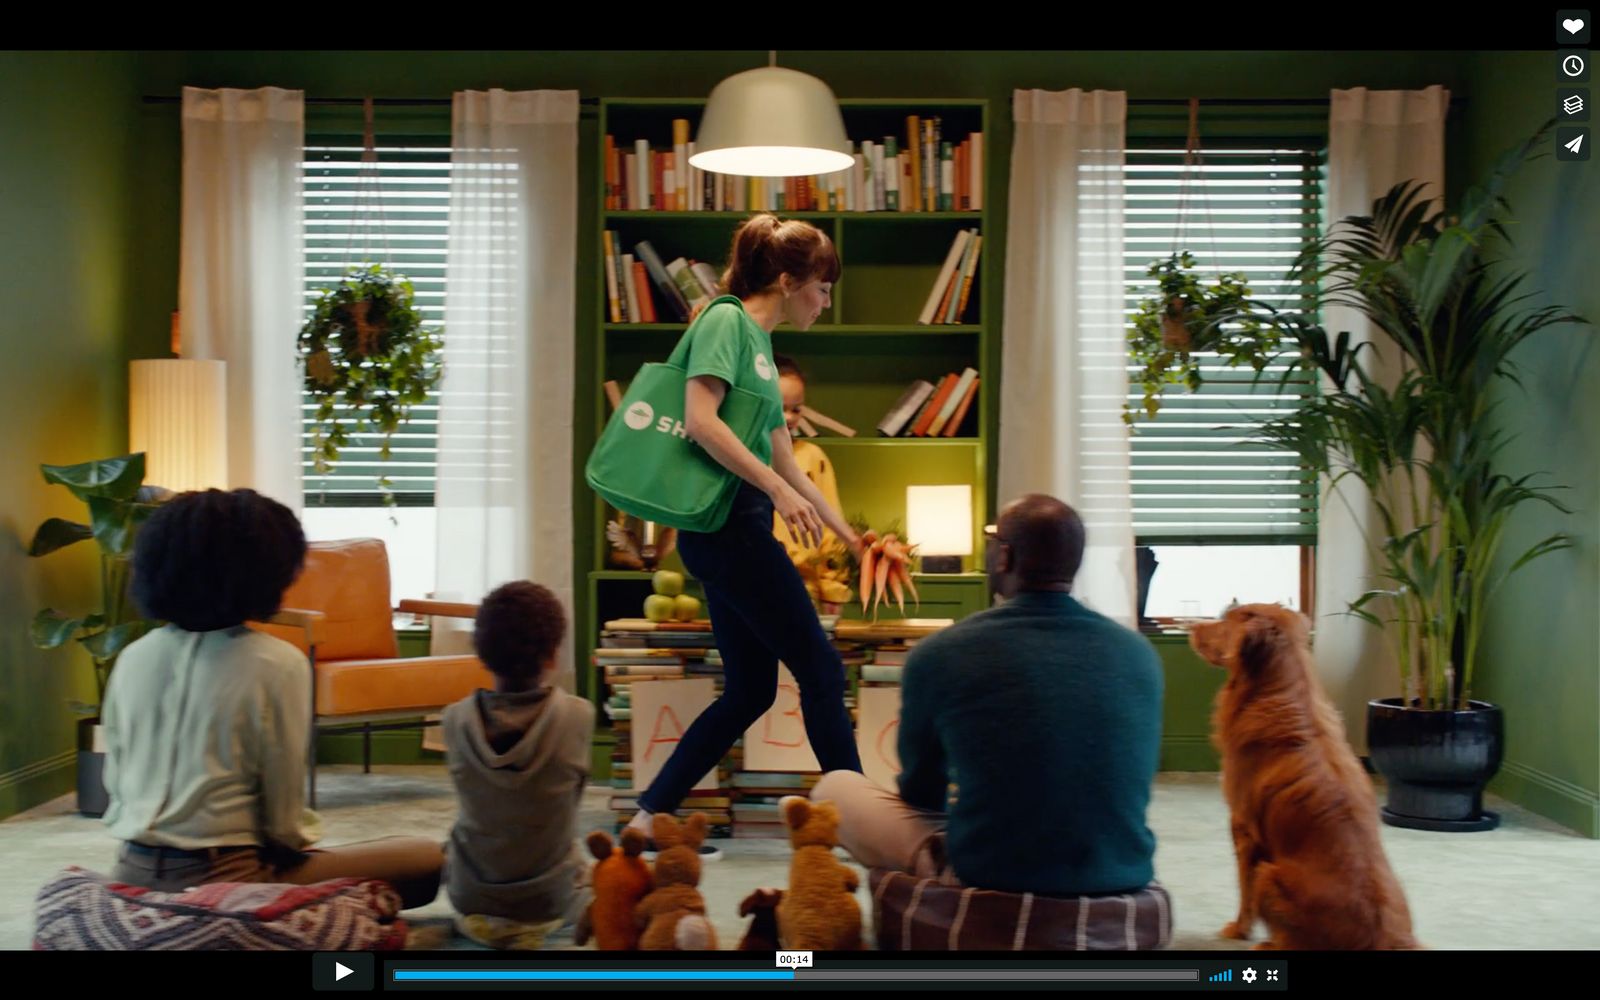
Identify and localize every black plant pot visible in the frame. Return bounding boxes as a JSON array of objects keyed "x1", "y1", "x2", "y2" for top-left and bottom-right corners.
[
  {"x1": 76, "y1": 717, "x2": 109, "y2": 818},
  {"x1": 1366, "y1": 698, "x2": 1503, "y2": 832}
]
